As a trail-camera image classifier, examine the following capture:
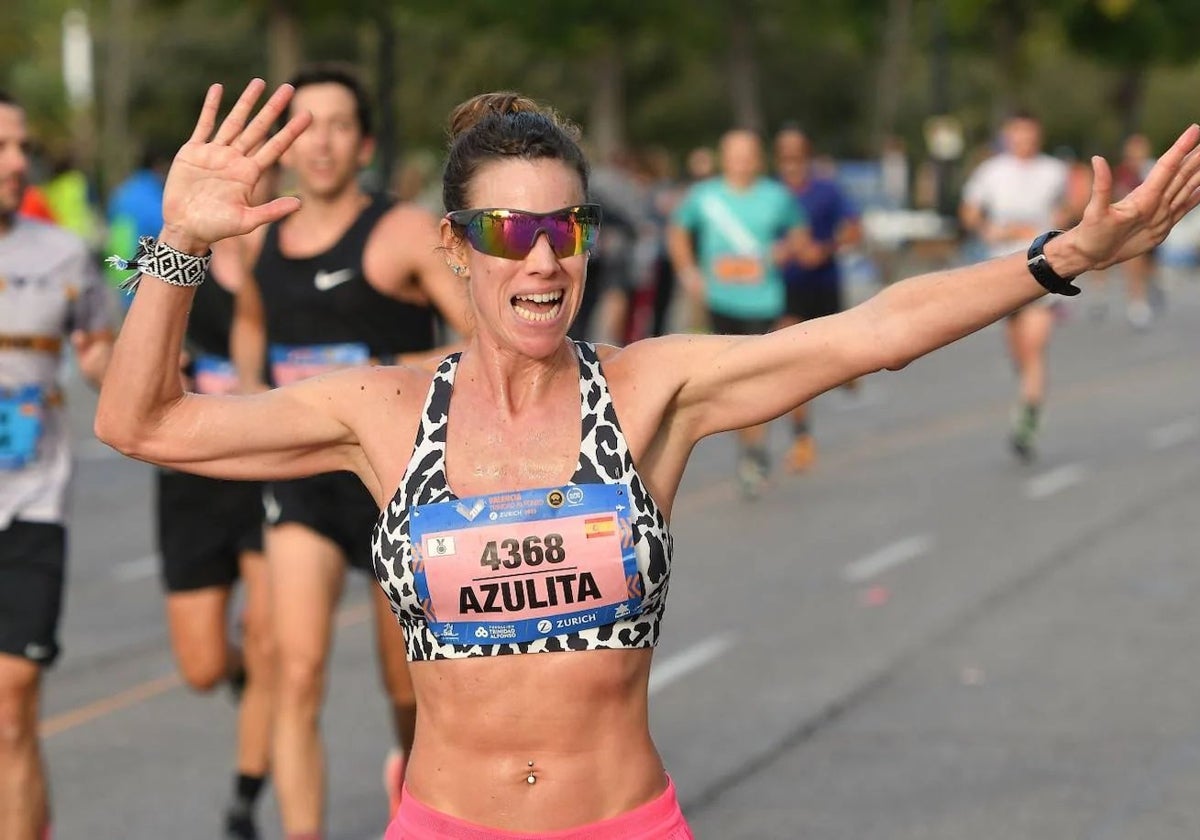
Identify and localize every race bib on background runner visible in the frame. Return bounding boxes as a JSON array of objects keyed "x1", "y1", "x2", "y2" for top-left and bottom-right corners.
[
  {"x1": 269, "y1": 342, "x2": 370, "y2": 387},
  {"x1": 0, "y1": 385, "x2": 46, "y2": 470},
  {"x1": 193, "y1": 354, "x2": 239, "y2": 396},
  {"x1": 407, "y1": 484, "x2": 642, "y2": 645},
  {"x1": 712, "y1": 255, "x2": 764, "y2": 284}
]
